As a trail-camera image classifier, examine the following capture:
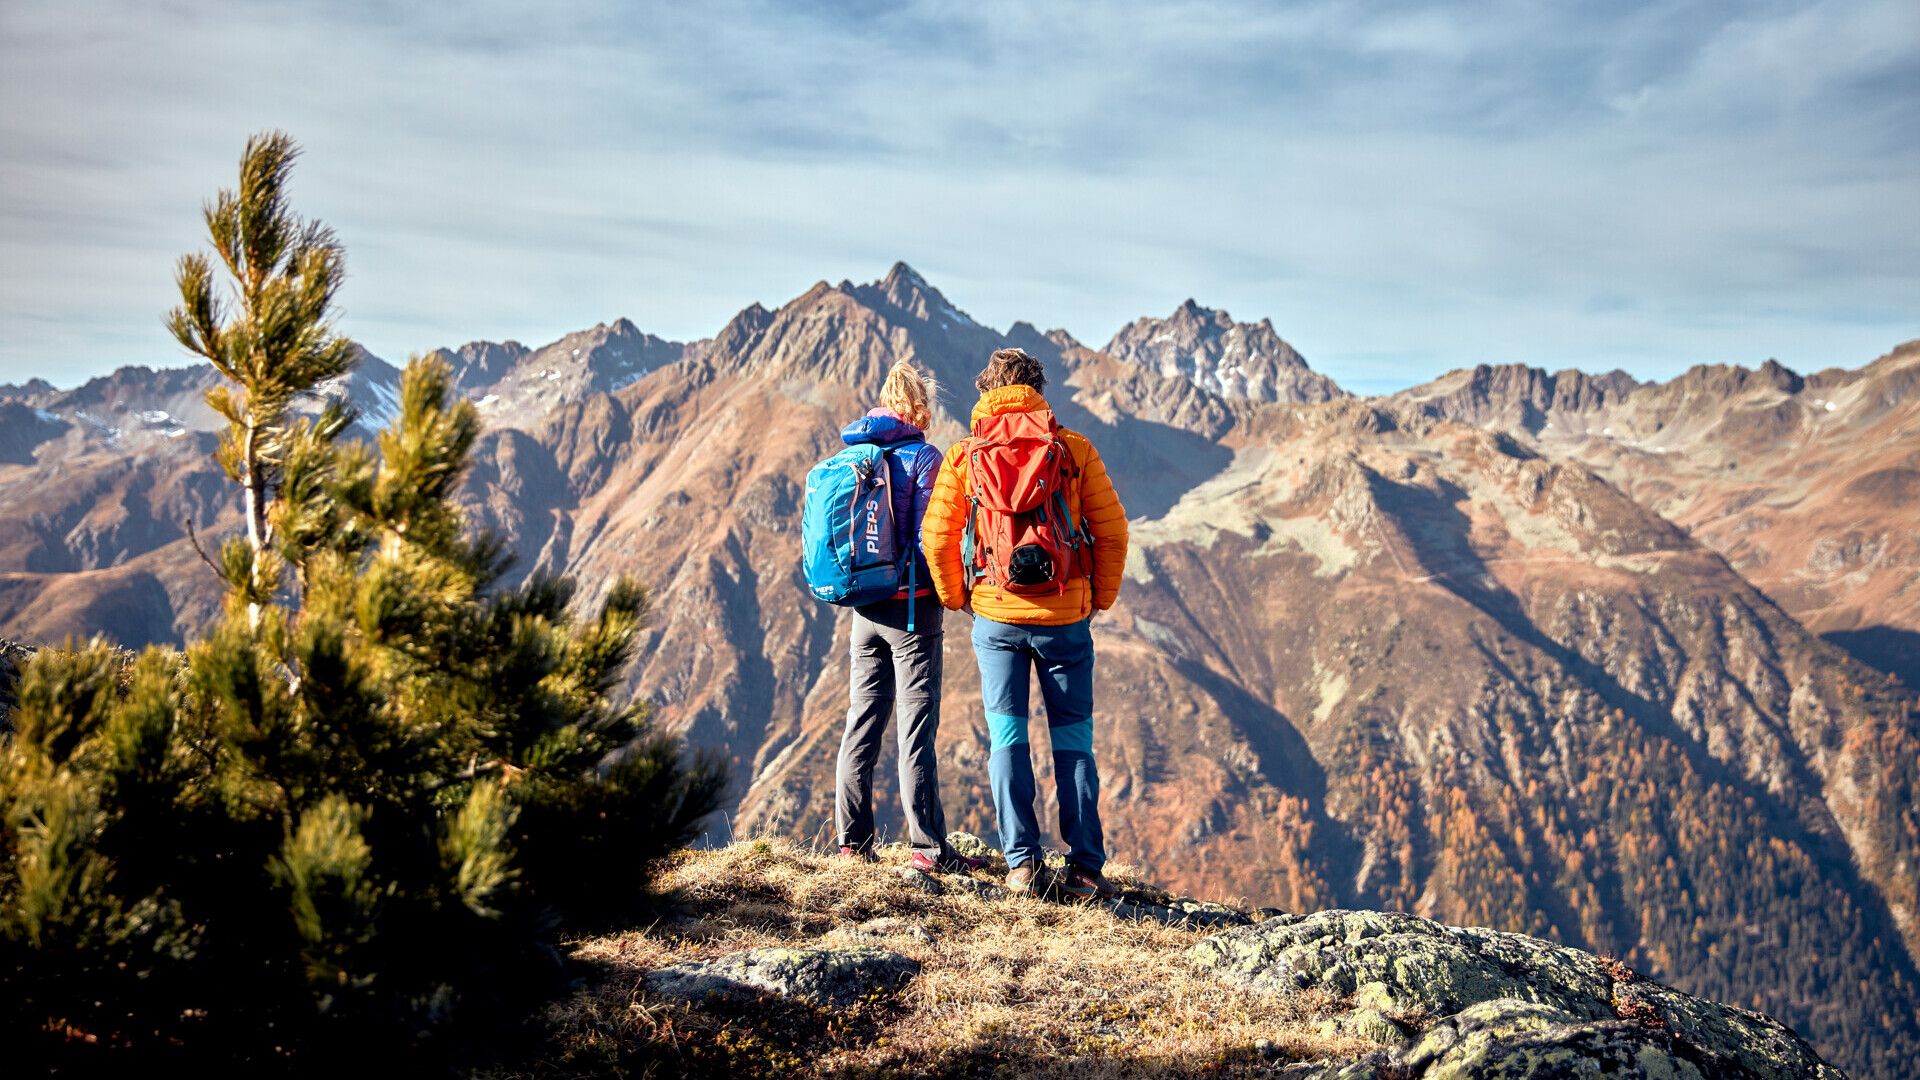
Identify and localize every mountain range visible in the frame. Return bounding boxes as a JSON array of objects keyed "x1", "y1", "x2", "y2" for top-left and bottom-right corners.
[{"x1": 2, "y1": 263, "x2": 1917, "y2": 1079}]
